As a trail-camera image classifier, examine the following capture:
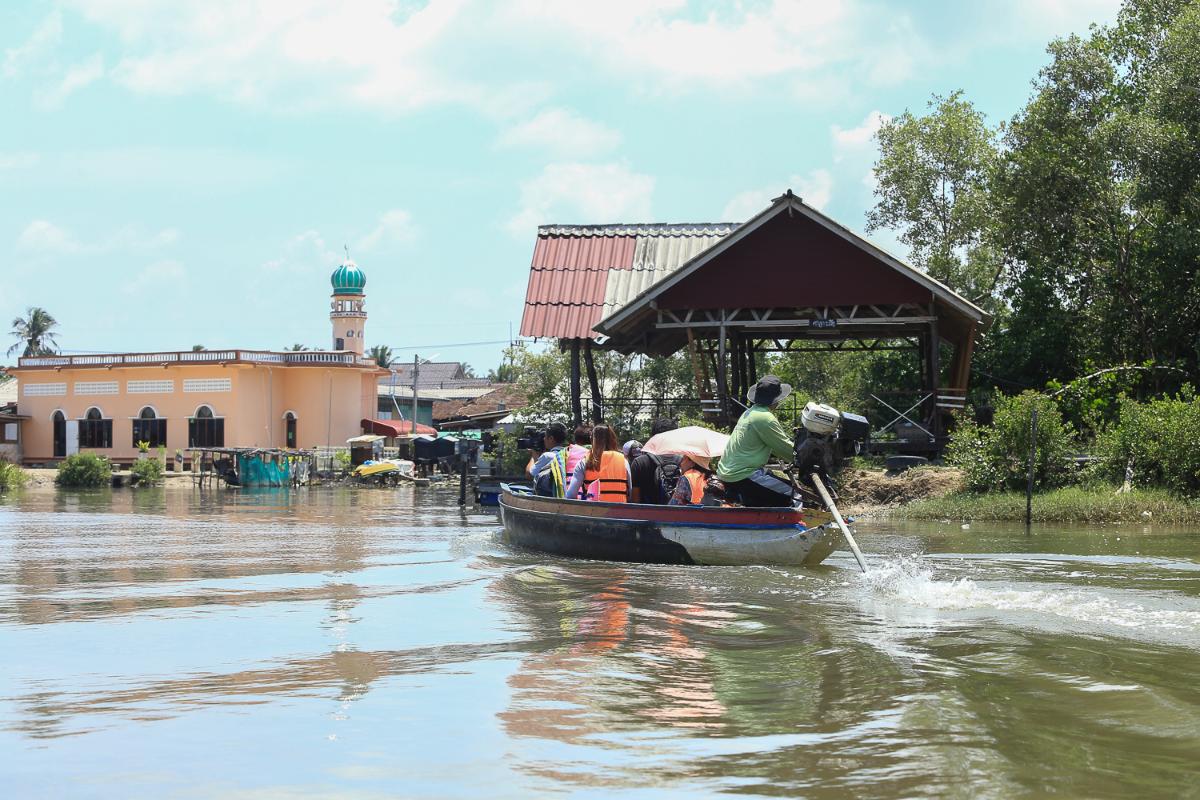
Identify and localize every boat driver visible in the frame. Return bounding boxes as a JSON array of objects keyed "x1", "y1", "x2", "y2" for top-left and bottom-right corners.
[
  {"x1": 716, "y1": 376, "x2": 797, "y2": 507},
  {"x1": 528, "y1": 422, "x2": 569, "y2": 497}
]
